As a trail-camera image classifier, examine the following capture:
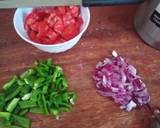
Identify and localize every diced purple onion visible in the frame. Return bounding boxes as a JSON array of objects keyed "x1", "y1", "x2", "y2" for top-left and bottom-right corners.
[{"x1": 93, "y1": 51, "x2": 150, "y2": 111}]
